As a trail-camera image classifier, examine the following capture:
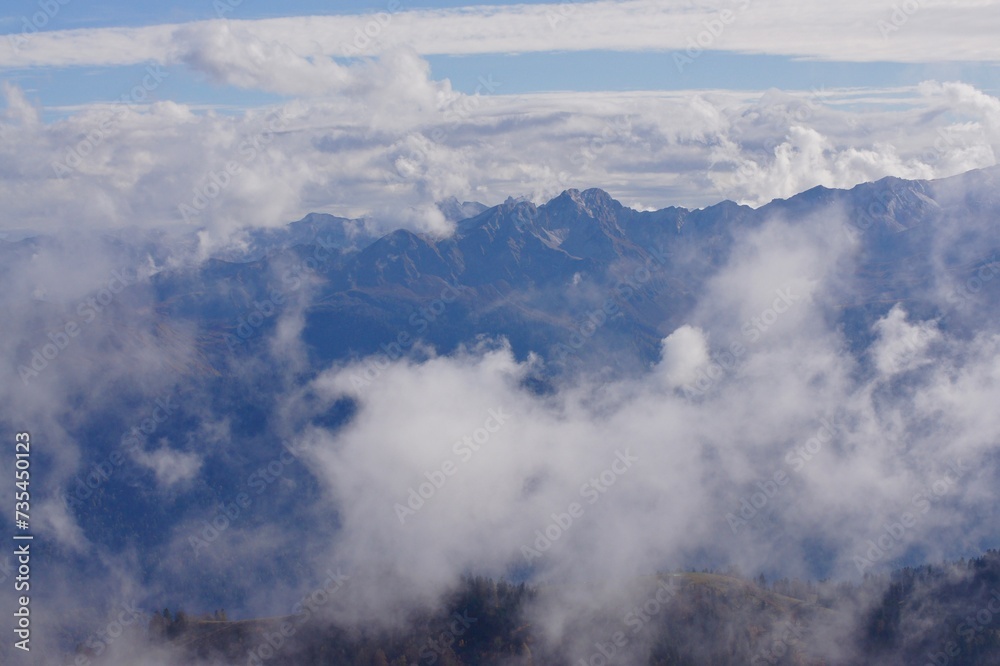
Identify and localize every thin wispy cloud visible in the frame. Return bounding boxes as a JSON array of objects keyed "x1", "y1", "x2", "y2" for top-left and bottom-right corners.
[{"x1": 3, "y1": 0, "x2": 1000, "y2": 70}]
